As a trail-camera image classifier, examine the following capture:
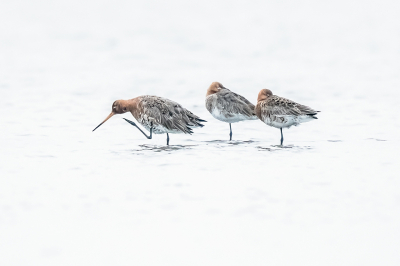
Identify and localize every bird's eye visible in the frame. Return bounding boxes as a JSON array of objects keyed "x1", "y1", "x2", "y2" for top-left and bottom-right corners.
[{"x1": 123, "y1": 108, "x2": 127, "y2": 111}]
